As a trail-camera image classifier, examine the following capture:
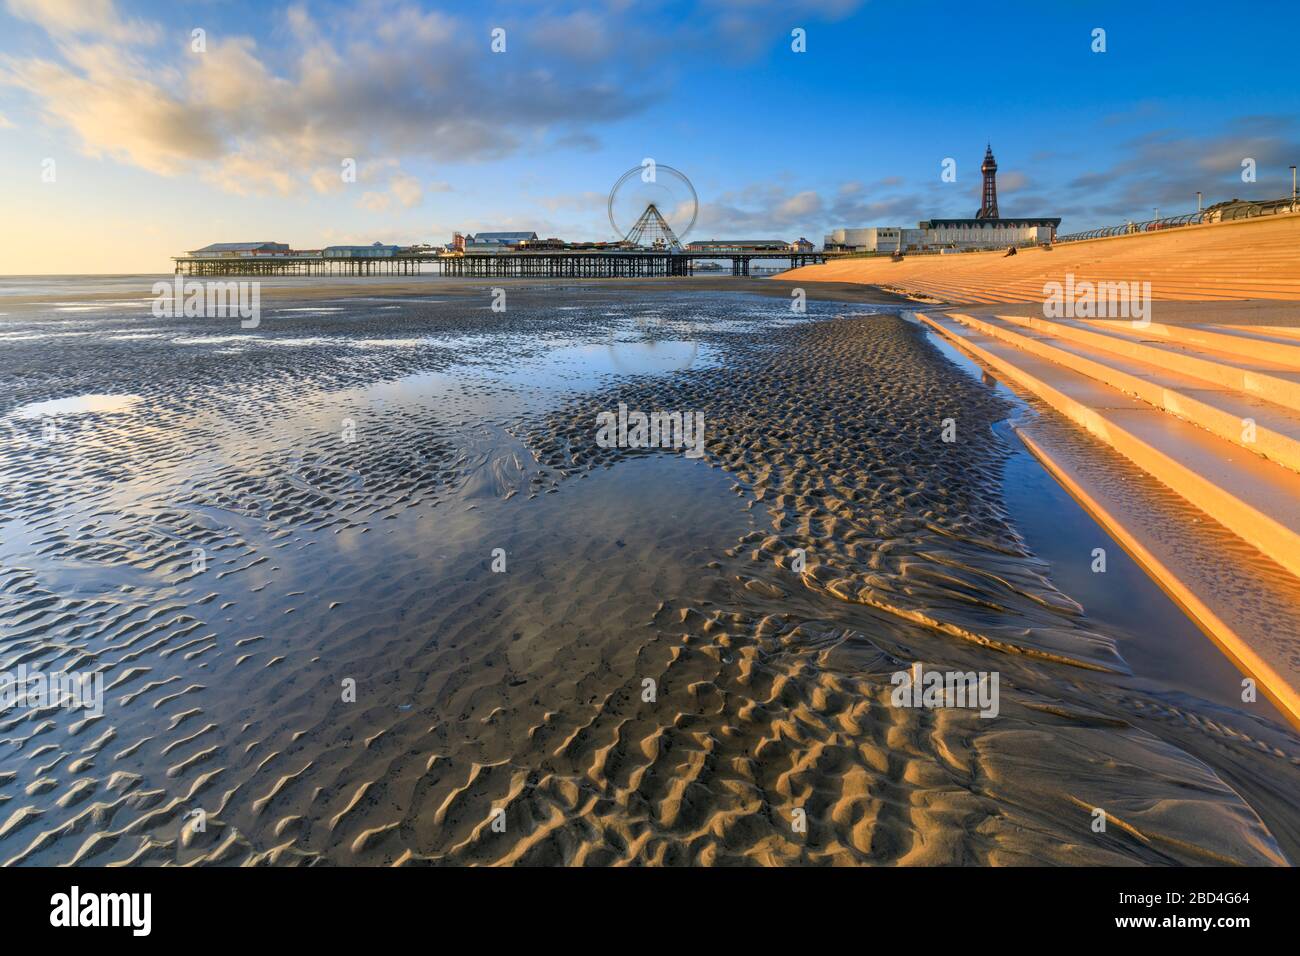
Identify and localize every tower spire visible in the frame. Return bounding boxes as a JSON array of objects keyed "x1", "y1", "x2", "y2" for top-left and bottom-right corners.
[{"x1": 976, "y1": 144, "x2": 999, "y2": 220}]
